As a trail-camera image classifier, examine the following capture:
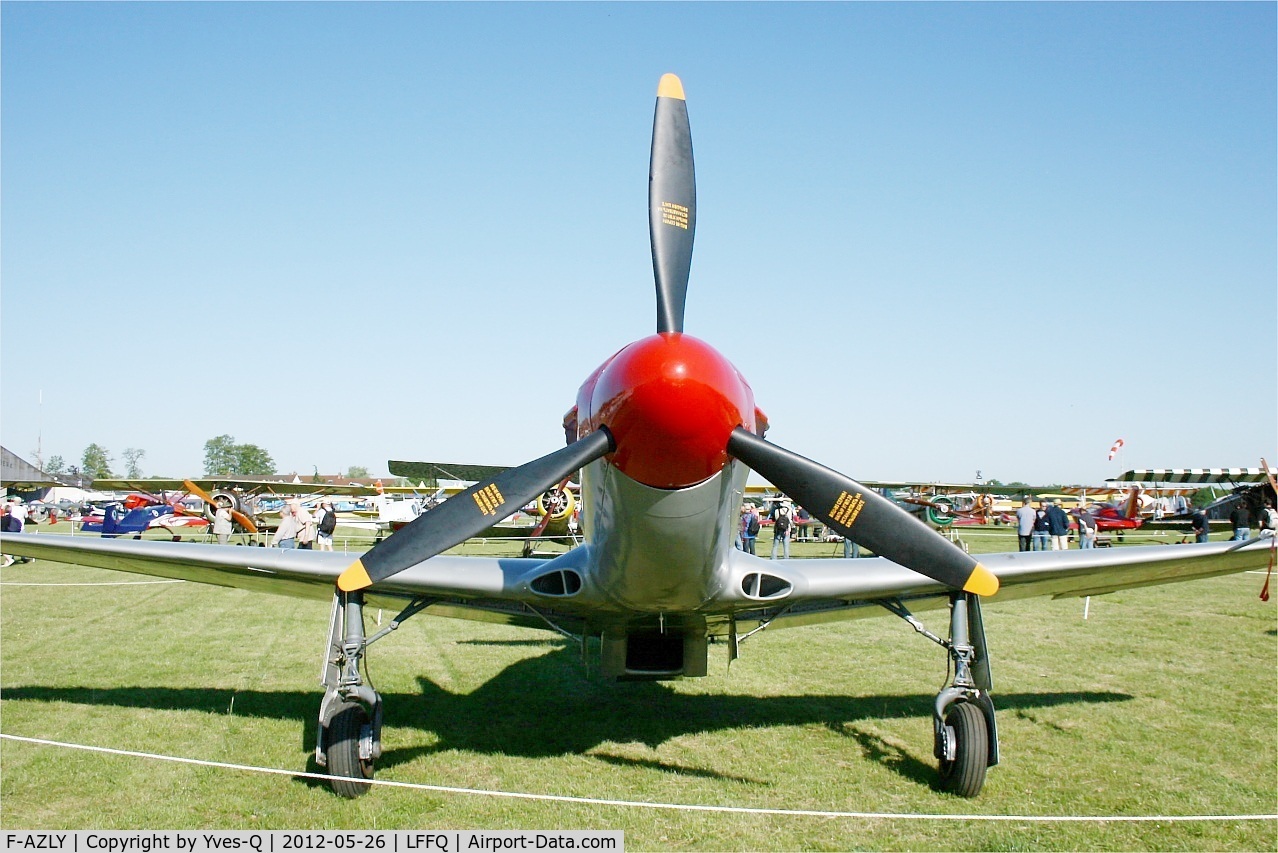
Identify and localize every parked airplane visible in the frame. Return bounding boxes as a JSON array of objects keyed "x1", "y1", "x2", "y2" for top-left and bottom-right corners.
[
  {"x1": 1, "y1": 75, "x2": 1271, "y2": 801},
  {"x1": 76, "y1": 502, "x2": 209, "y2": 538},
  {"x1": 387, "y1": 461, "x2": 579, "y2": 551},
  {"x1": 94, "y1": 477, "x2": 381, "y2": 536},
  {"x1": 390, "y1": 461, "x2": 579, "y2": 538},
  {"x1": 1083, "y1": 488, "x2": 1146, "y2": 532},
  {"x1": 1114, "y1": 467, "x2": 1277, "y2": 485},
  {"x1": 1113, "y1": 466, "x2": 1278, "y2": 529}
]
